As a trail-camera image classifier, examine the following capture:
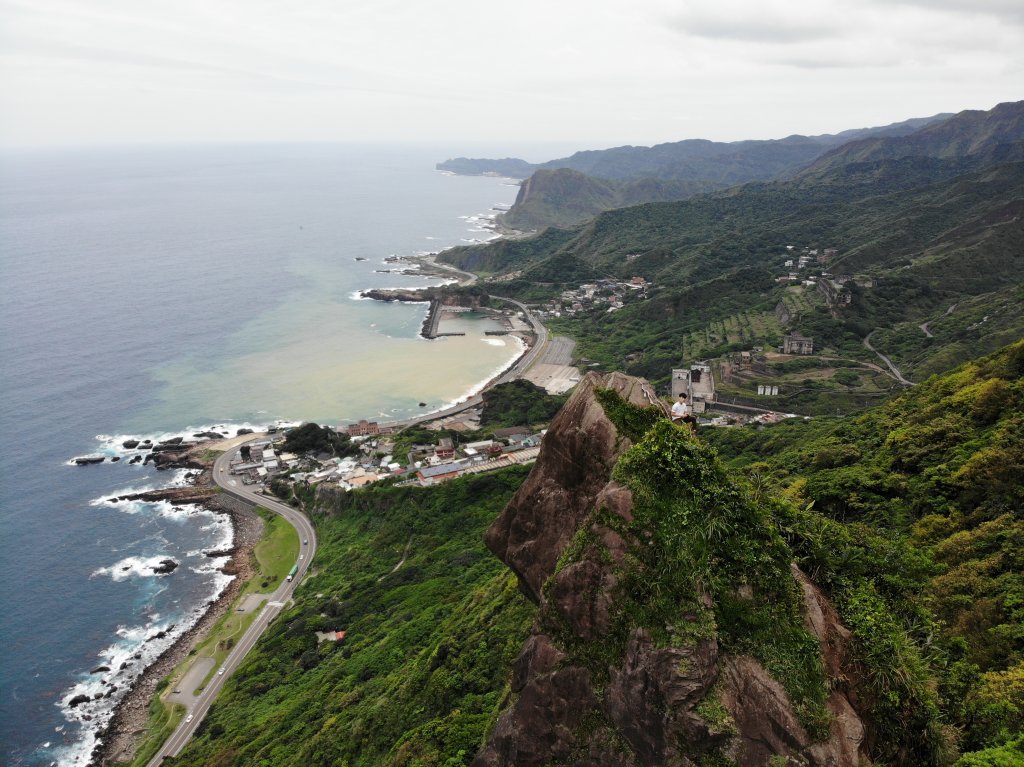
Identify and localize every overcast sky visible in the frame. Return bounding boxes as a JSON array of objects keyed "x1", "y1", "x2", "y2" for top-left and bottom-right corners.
[{"x1": 1, "y1": 0, "x2": 1021, "y2": 154}]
